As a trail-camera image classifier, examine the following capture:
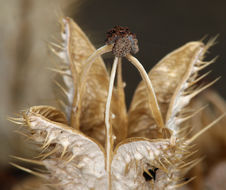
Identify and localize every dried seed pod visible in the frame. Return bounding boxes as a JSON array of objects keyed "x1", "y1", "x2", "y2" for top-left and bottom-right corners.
[{"x1": 10, "y1": 17, "x2": 225, "y2": 190}]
